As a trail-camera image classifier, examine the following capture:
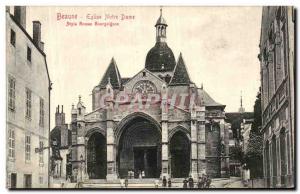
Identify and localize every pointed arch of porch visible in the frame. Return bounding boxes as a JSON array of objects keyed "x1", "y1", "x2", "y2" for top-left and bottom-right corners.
[
  {"x1": 168, "y1": 125, "x2": 191, "y2": 141},
  {"x1": 115, "y1": 112, "x2": 162, "y2": 146}
]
